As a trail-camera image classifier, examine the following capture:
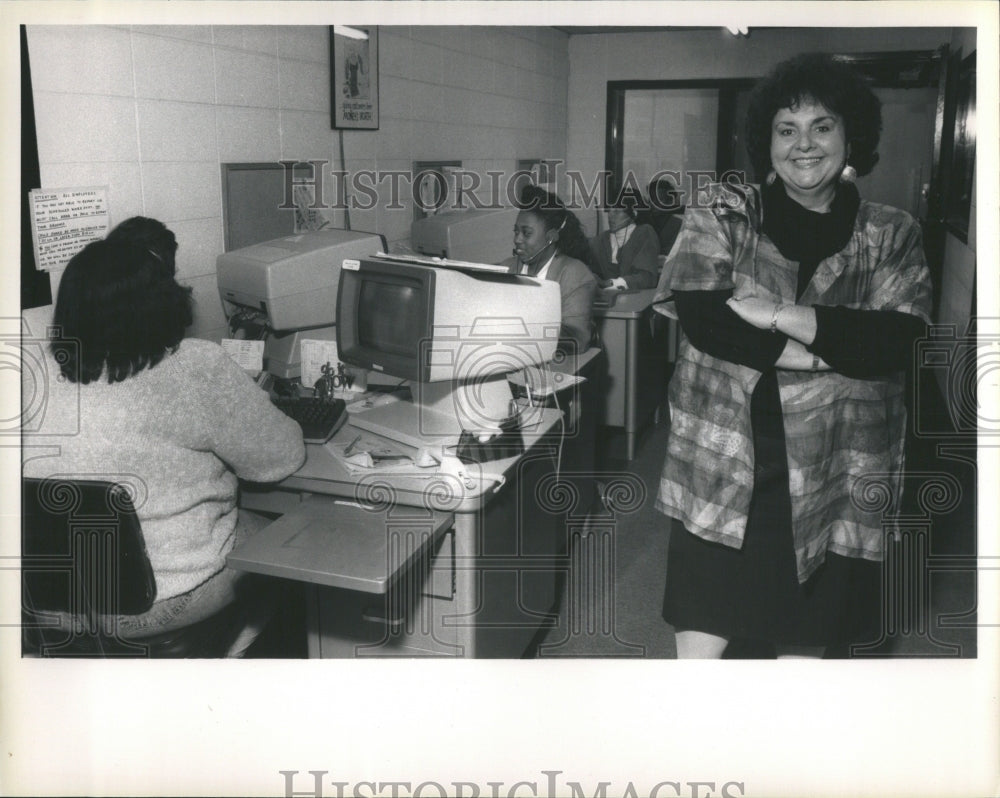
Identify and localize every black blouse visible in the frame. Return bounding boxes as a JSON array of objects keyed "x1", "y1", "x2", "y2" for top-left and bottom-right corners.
[{"x1": 674, "y1": 180, "x2": 926, "y2": 379}]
